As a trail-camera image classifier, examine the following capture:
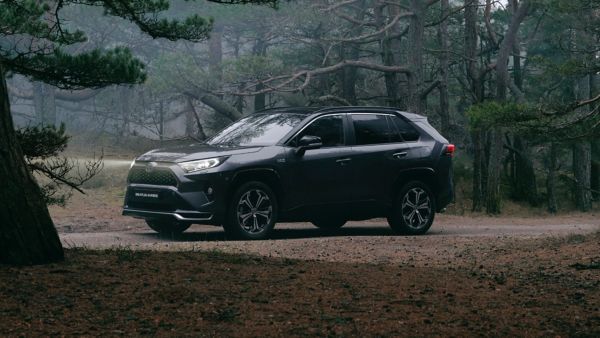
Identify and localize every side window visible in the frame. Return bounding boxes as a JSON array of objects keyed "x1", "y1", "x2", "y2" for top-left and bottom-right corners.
[
  {"x1": 295, "y1": 115, "x2": 345, "y2": 147},
  {"x1": 390, "y1": 115, "x2": 420, "y2": 142},
  {"x1": 351, "y1": 114, "x2": 394, "y2": 145}
]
